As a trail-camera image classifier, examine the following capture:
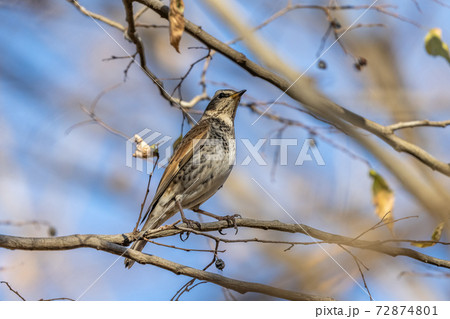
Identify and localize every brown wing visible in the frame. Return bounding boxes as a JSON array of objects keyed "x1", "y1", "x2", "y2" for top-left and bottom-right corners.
[{"x1": 141, "y1": 121, "x2": 210, "y2": 222}]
